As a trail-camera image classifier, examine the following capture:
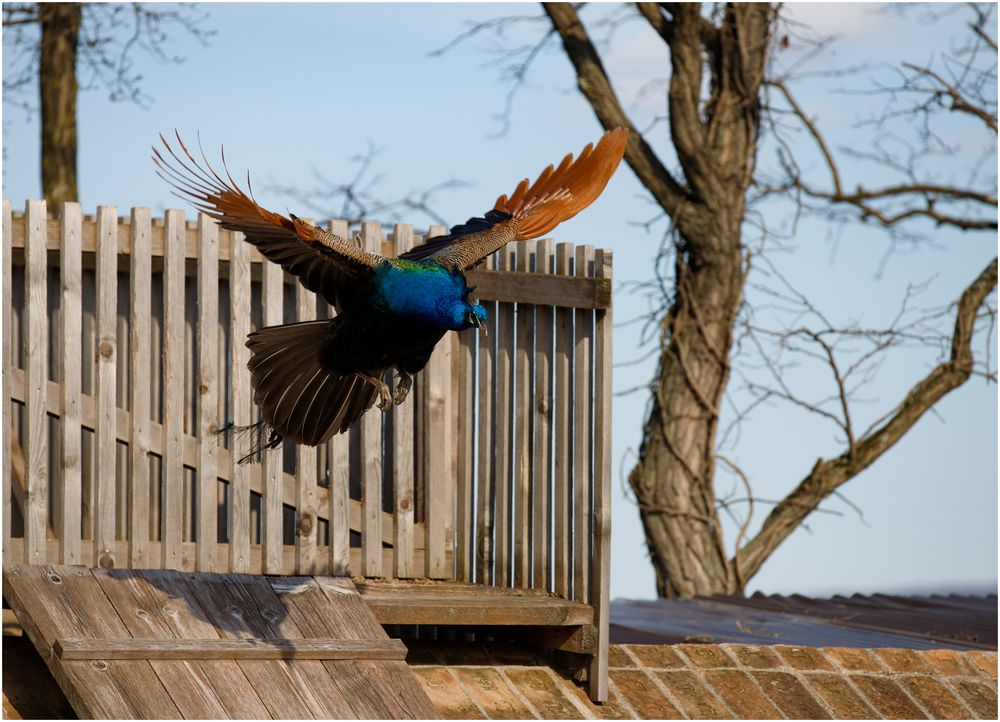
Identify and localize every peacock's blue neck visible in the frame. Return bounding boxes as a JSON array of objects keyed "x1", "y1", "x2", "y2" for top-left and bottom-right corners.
[{"x1": 372, "y1": 260, "x2": 486, "y2": 331}]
